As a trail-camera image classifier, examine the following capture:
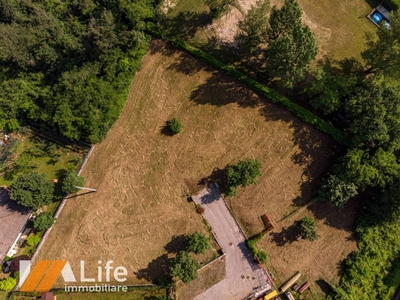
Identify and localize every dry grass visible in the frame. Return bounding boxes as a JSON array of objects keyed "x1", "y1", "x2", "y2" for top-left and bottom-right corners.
[
  {"x1": 36, "y1": 39, "x2": 356, "y2": 299},
  {"x1": 176, "y1": 256, "x2": 226, "y2": 300}
]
